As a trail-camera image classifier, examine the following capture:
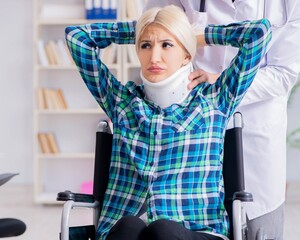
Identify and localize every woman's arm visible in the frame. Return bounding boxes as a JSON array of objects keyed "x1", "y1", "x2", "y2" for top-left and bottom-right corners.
[
  {"x1": 203, "y1": 19, "x2": 272, "y2": 116},
  {"x1": 196, "y1": 33, "x2": 207, "y2": 48},
  {"x1": 65, "y1": 21, "x2": 136, "y2": 118}
]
